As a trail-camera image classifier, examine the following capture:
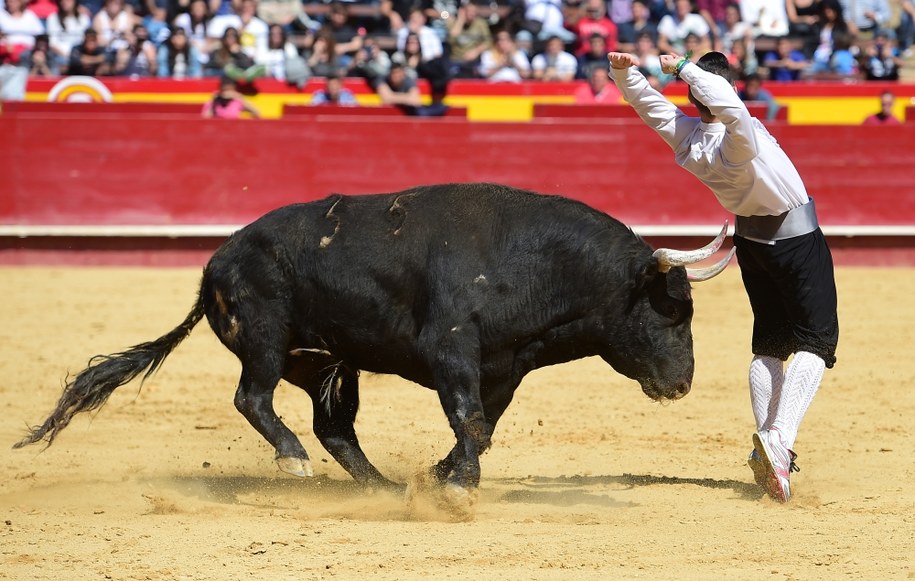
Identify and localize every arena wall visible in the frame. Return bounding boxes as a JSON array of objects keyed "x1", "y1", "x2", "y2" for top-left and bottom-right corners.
[{"x1": 2, "y1": 112, "x2": 913, "y2": 265}]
